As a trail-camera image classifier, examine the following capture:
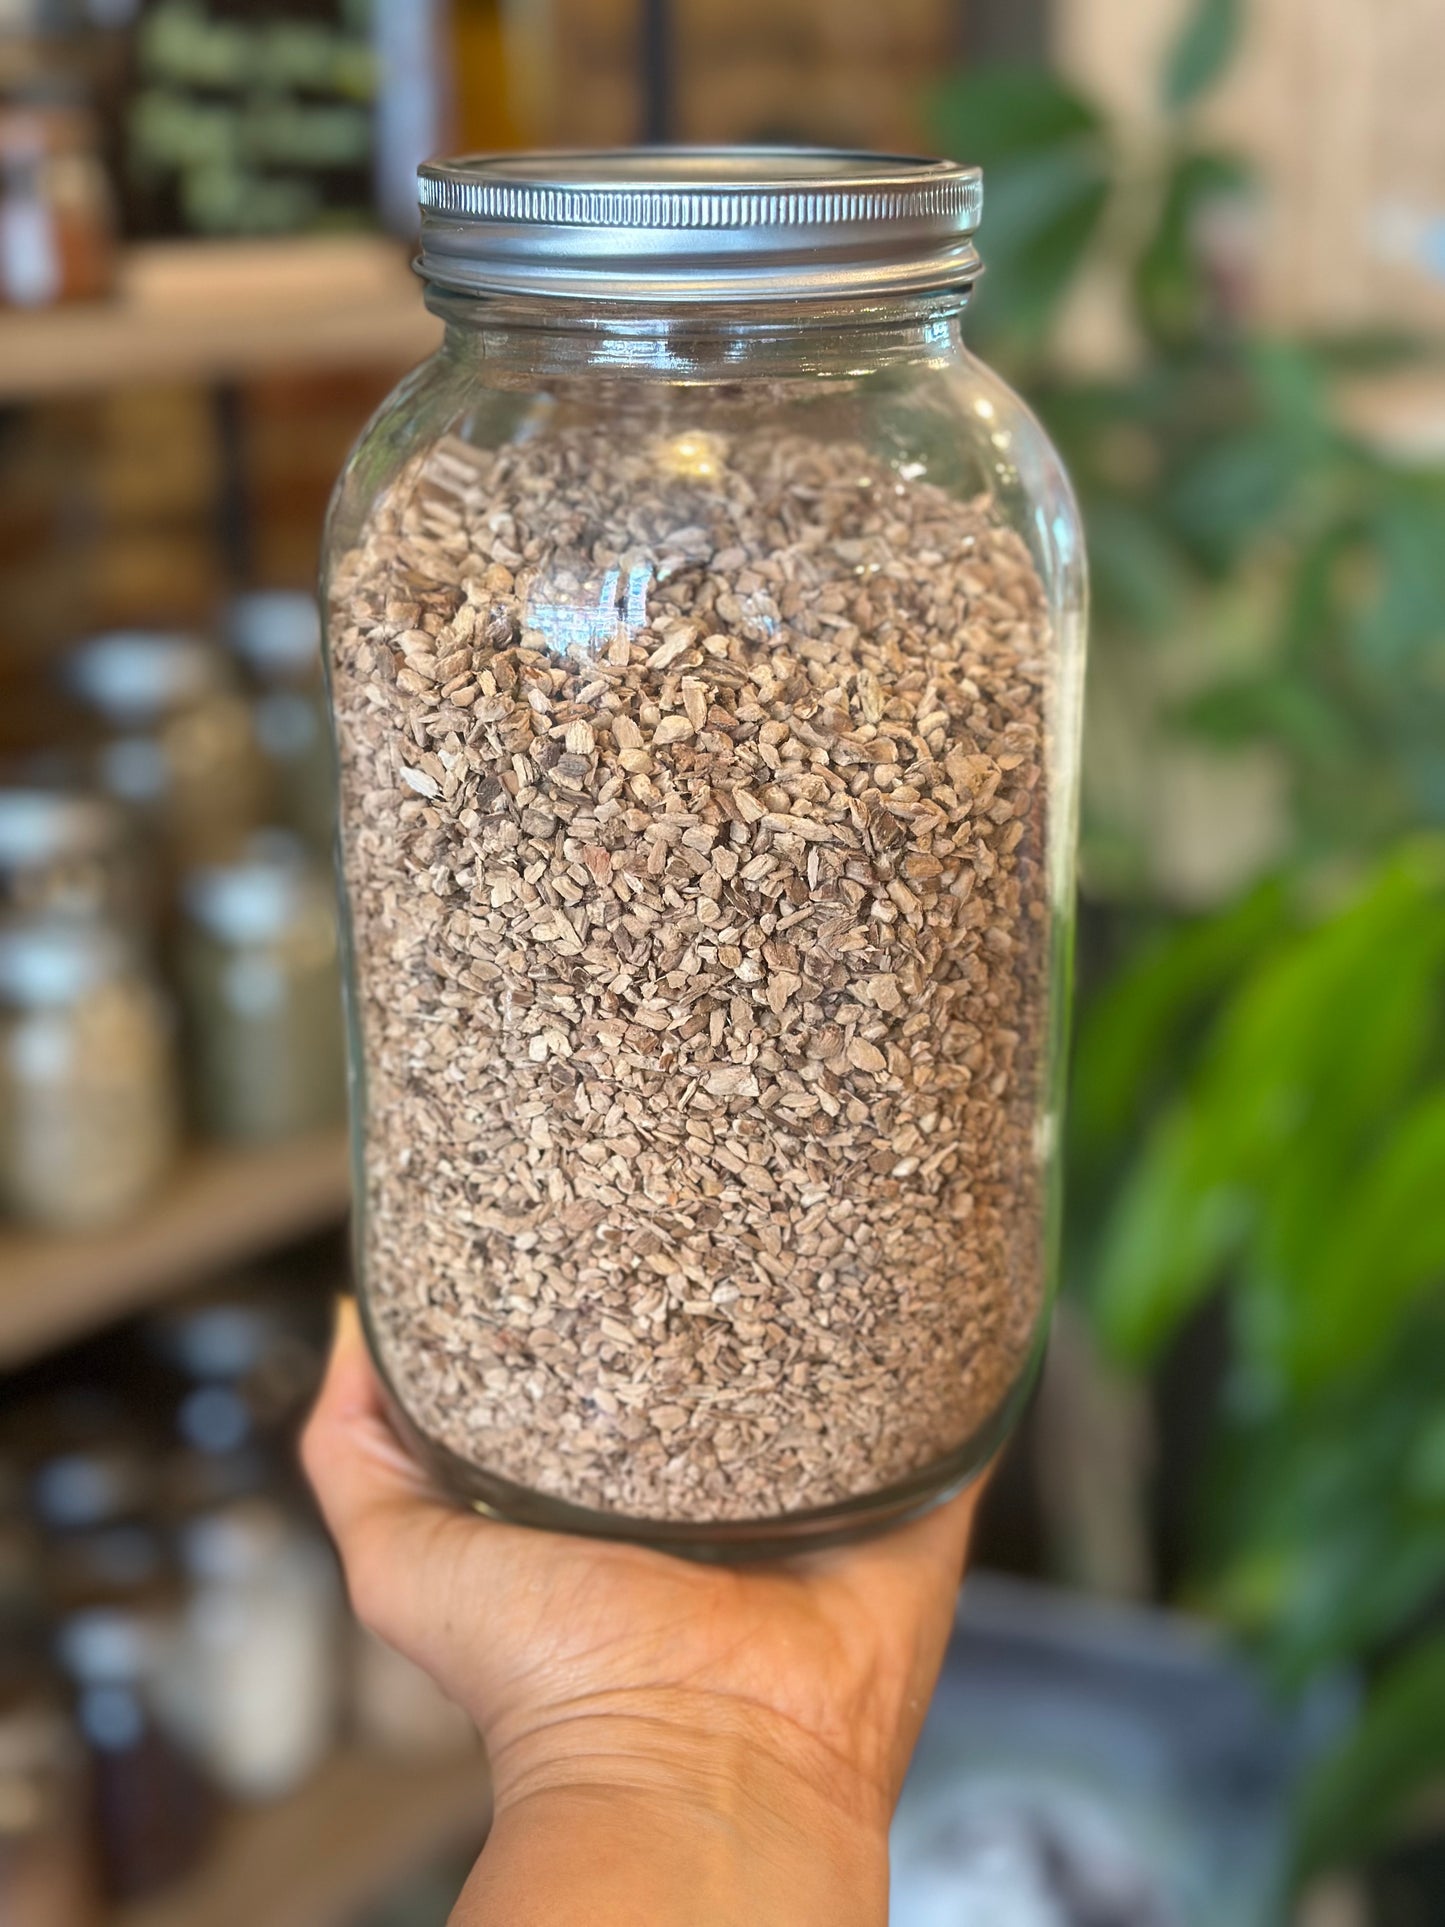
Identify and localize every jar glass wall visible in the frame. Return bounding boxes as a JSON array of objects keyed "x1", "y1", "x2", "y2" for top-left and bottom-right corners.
[{"x1": 324, "y1": 152, "x2": 1086, "y2": 1554}]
